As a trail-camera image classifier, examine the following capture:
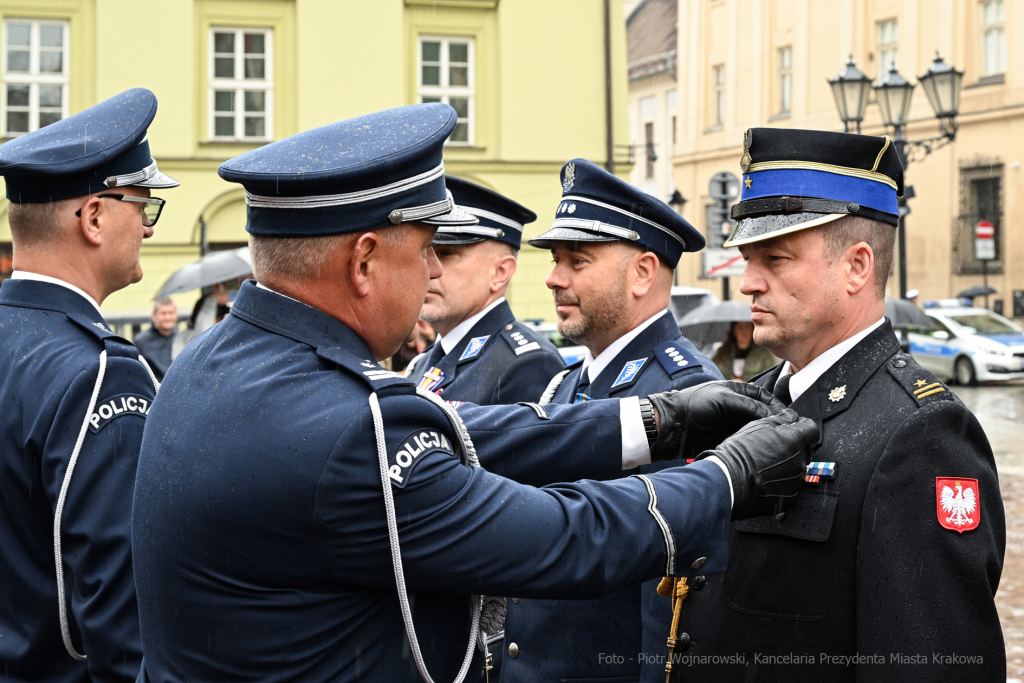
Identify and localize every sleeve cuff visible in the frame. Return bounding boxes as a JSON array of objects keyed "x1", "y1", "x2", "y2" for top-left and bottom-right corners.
[
  {"x1": 619, "y1": 395, "x2": 651, "y2": 469},
  {"x1": 705, "y1": 455, "x2": 734, "y2": 509}
]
